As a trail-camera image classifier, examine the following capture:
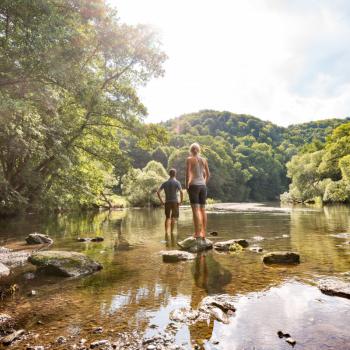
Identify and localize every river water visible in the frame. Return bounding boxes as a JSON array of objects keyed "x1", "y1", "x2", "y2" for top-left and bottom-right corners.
[{"x1": 0, "y1": 203, "x2": 350, "y2": 349}]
